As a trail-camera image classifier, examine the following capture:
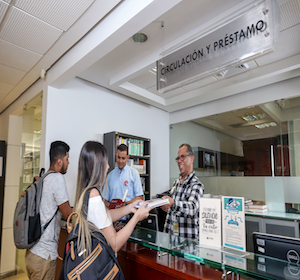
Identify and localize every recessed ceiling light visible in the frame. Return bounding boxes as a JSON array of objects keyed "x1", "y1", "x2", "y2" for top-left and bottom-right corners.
[
  {"x1": 242, "y1": 113, "x2": 267, "y2": 122},
  {"x1": 255, "y1": 122, "x2": 277, "y2": 129},
  {"x1": 132, "y1": 33, "x2": 148, "y2": 44},
  {"x1": 149, "y1": 67, "x2": 157, "y2": 75}
]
